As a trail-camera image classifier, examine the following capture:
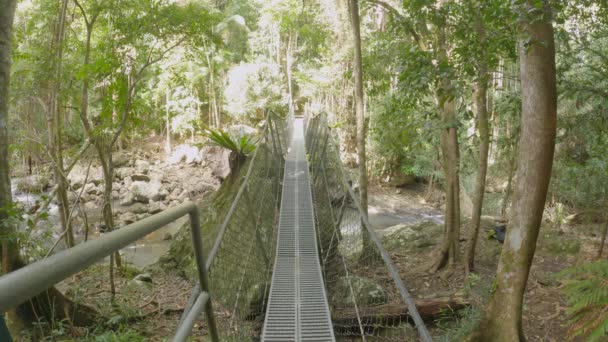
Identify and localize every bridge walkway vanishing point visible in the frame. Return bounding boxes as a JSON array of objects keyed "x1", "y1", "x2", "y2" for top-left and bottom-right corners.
[
  {"x1": 0, "y1": 112, "x2": 431, "y2": 341},
  {"x1": 261, "y1": 119, "x2": 335, "y2": 341}
]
